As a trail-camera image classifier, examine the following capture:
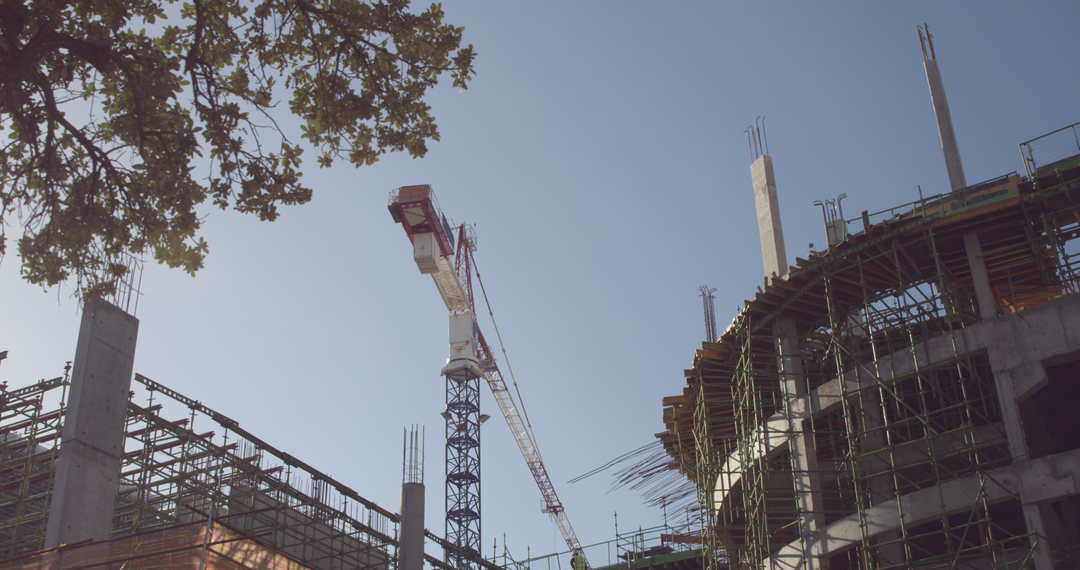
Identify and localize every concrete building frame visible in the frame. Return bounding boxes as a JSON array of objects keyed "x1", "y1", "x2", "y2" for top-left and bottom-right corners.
[{"x1": 661, "y1": 140, "x2": 1080, "y2": 569}]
